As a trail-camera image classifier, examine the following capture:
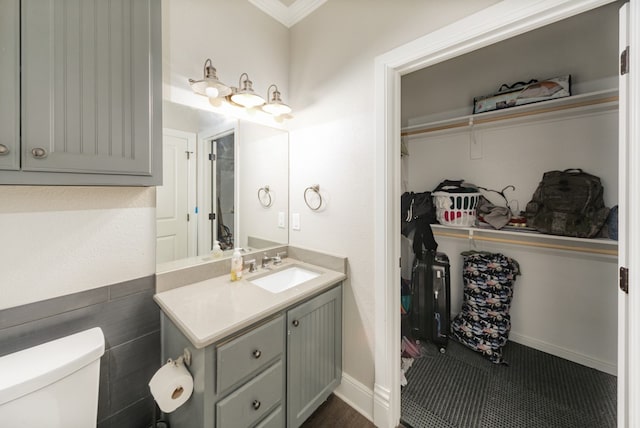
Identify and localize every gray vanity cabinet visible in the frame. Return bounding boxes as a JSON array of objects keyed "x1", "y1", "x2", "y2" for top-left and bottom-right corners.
[
  {"x1": 0, "y1": 0, "x2": 19, "y2": 171},
  {"x1": 0, "y1": 0, "x2": 162, "y2": 185},
  {"x1": 161, "y1": 314, "x2": 286, "y2": 428},
  {"x1": 161, "y1": 283, "x2": 343, "y2": 428},
  {"x1": 286, "y1": 286, "x2": 342, "y2": 428}
]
